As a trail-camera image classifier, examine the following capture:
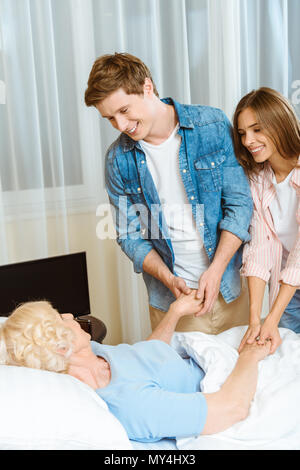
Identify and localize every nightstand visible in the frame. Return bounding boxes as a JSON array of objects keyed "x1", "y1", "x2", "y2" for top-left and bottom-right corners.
[{"x1": 76, "y1": 315, "x2": 107, "y2": 343}]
